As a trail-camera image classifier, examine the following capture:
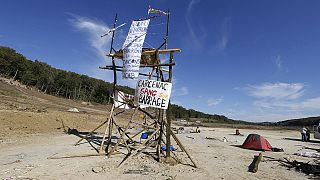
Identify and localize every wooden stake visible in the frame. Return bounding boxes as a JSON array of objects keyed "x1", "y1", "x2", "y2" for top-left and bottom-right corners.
[
  {"x1": 61, "y1": 119, "x2": 67, "y2": 133},
  {"x1": 249, "y1": 153, "x2": 263, "y2": 173}
]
